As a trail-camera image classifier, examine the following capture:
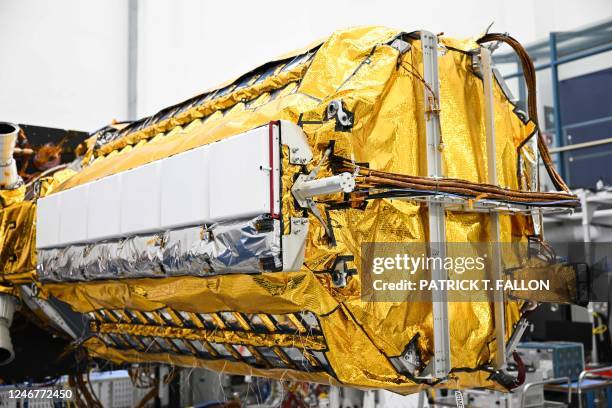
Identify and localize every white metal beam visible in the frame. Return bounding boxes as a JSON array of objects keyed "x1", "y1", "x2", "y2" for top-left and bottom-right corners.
[
  {"x1": 480, "y1": 47, "x2": 506, "y2": 369},
  {"x1": 127, "y1": 0, "x2": 139, "y2": 120},
  {"x1": 421, "y1": 31, "x2": 451, "y2": 379}
]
